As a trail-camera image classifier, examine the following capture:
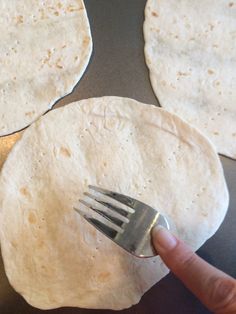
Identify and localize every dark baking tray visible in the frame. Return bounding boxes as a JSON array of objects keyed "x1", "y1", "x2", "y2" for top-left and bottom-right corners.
[{"x1": 0, "y1": 1, "x2": 235, "y2": 313}]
